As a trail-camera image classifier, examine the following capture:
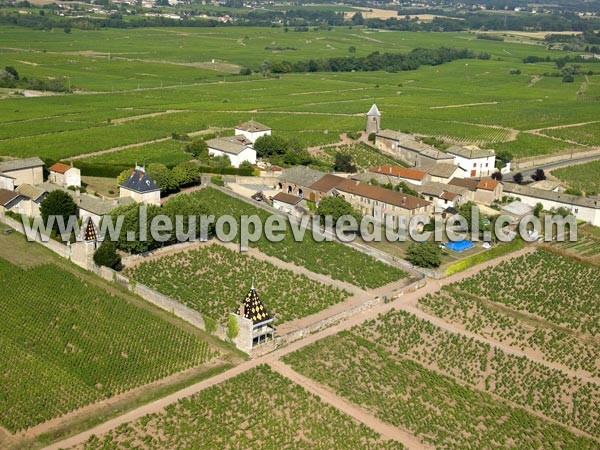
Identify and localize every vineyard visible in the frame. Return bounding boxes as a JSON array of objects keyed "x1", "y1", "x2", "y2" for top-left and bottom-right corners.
[
  {"x1": 0, "y1": 258, "x2": 215, "y2": 432},
  {"x1": 420, "y1": 288, "x2": 600, "y2": 377},
  {"x1": 542, "y1": 122, "x2": 600, "y2": 148},
  {"x1": 79, "y1": 365, "x2": 405, "y2": 450},
  {"x1": 552, "y1": 160, "x2": 600, "y2": 196},
  {"x1": 190, "y1": 188, "x2": 408, "y2": 289},
  {"x1": 283, "y1": 327, "x2": 598, "y2": 449},
  {"x1": 314, "y1": 143, "x2": 406, "y2": 172},
  {"x1": 452, "y1": 248, "x2": 600, "y2": 335},
  {"x1": 126, "y1": 244, "x2": 350, "y2": 323},
  {"x1": 552, "y1": 224, "x2": 600, "y2": 259}
]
